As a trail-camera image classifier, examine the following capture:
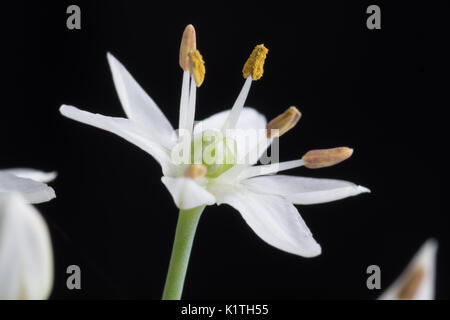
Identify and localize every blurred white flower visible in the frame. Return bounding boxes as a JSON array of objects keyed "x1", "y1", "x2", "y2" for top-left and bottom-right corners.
[
  {"x1": 379, "y1": 239, "x2": 438, "y2": 300},
  {"x1": 0, "y1": 168, "x2": 56, "y2": 204},
  {"x1": 60, "y1": 25, "x2": 369, "y2": 257},
  {"x1": 0, "y1": 193, "x2": 54, "y2": 299}
]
